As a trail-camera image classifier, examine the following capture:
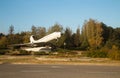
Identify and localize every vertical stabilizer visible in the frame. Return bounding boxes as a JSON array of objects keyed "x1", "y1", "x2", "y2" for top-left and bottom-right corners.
[{"x1": 30, "y1": 35, "x2": 35, "y2": 43}]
